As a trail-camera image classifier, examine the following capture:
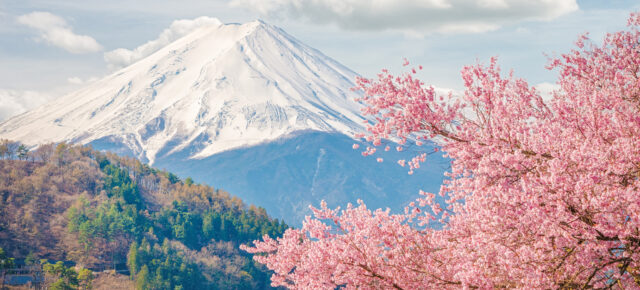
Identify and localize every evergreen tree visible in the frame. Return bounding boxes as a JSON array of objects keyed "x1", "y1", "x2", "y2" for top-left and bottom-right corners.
[
  {"x1": 135, "y1": 265, "x2": 150, "y2": 290},
  {"x1": 127, "y1": 241, "x2": 139, "y2": 277},
  {"x1": 17, "y1": 144, "x2": 28, "y2": 161}
]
